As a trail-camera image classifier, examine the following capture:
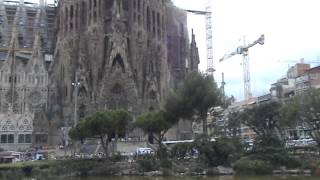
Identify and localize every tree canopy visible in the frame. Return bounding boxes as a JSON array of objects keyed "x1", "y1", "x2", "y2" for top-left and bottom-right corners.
[
  {"x1": 238, "y1": 101, "x2": 285, "y2": 139},
  {"x1": 69, "y1": 109, "x2": 132, "y2": 157},
  {"x1": 226, "y1": 111, "x2": 241, "y2": 137},
  {"x1": 176, "y1": 72, "x2": 222, "y2": 134},
  {"x1": 281, "y1": 89, "x2": 320, "y2": 149},
  {"x1": 135, "y1": 110, "x2": 176, "y2": 159}
]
